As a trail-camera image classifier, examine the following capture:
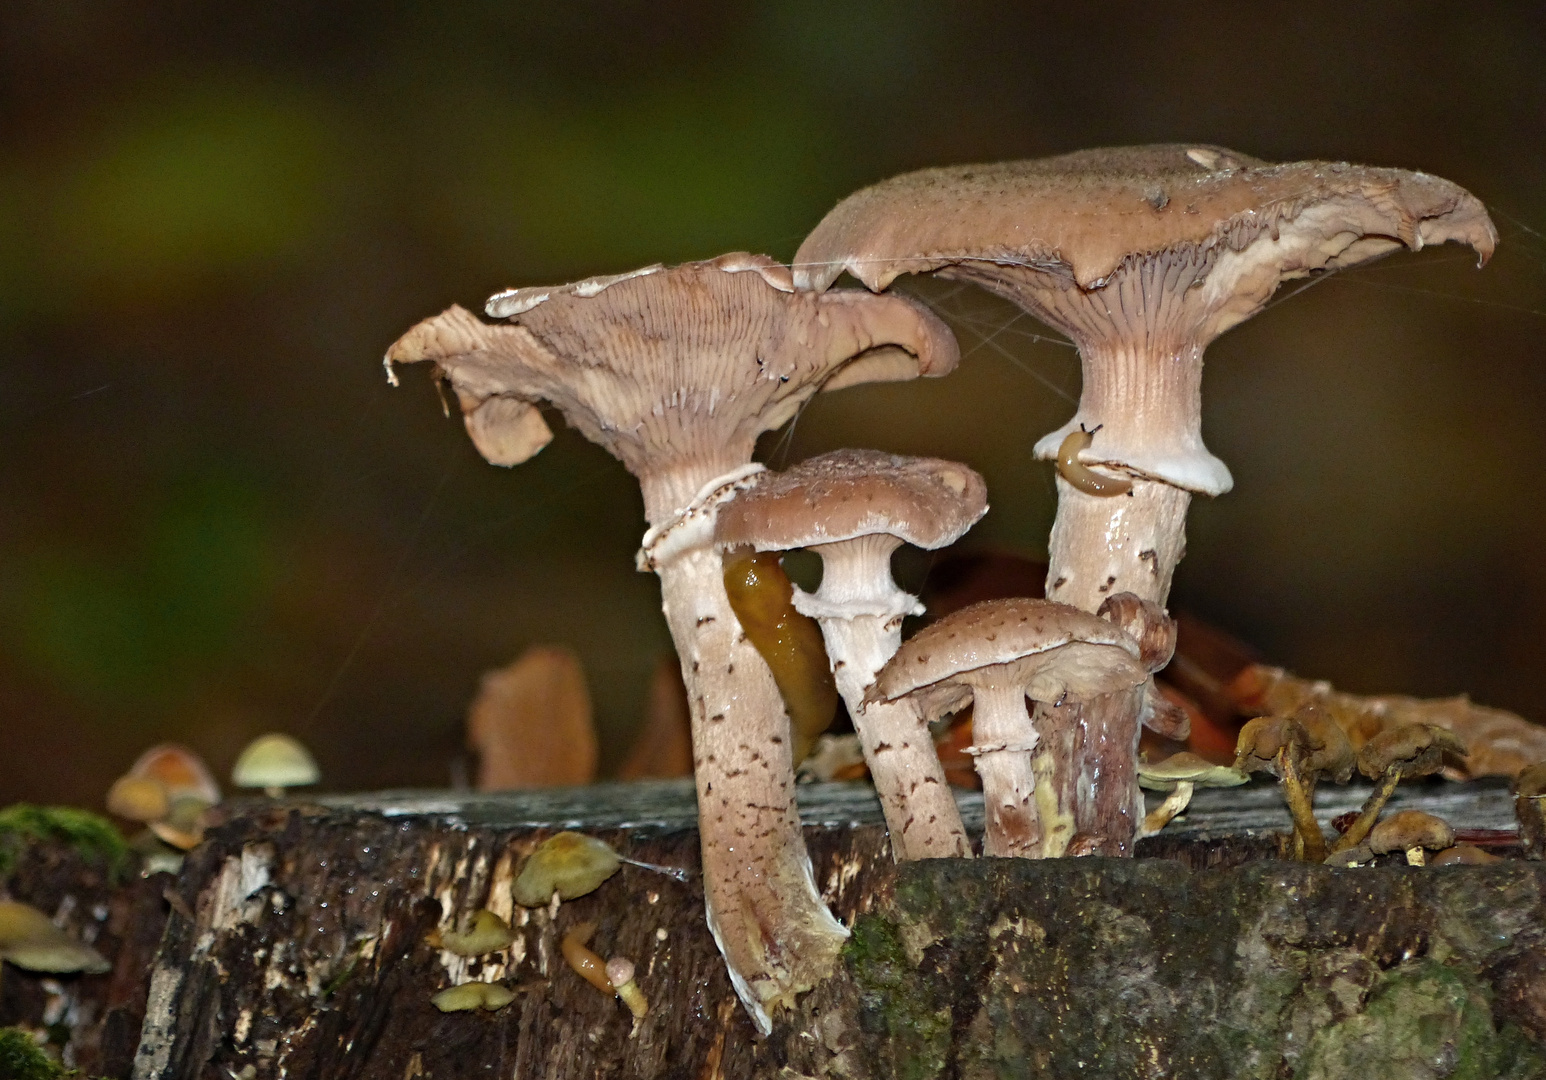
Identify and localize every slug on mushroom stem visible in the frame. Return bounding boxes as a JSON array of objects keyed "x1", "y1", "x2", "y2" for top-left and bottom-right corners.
[
  {"x1": 721, "y1": 548, "x2": 839, "y2": 766},
  {"x1": 1056, "y1": 425, "x2": 1133, "y2": 498}
]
